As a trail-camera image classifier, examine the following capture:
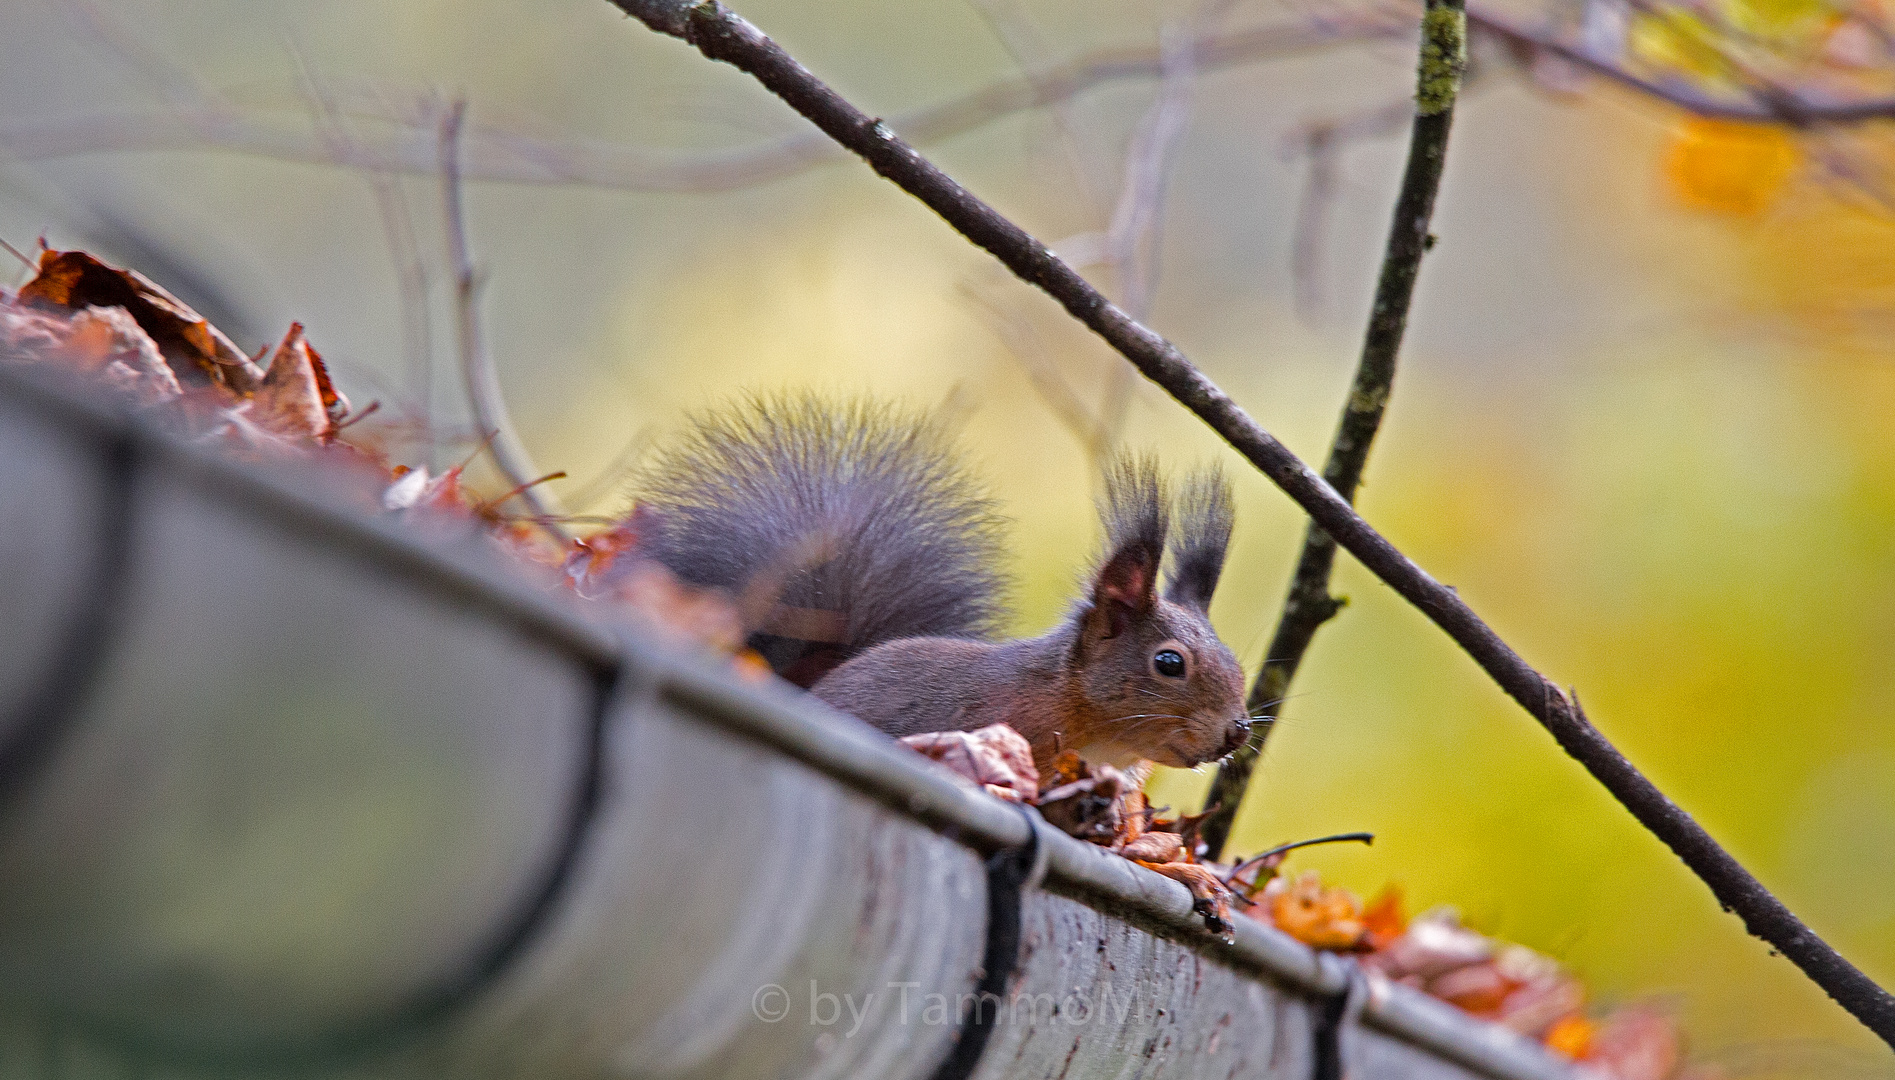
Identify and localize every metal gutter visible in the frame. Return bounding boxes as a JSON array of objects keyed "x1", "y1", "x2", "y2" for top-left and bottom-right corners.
[{"x1": 0, "y1": 362, "x2": 1580, "y2": 1080}]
